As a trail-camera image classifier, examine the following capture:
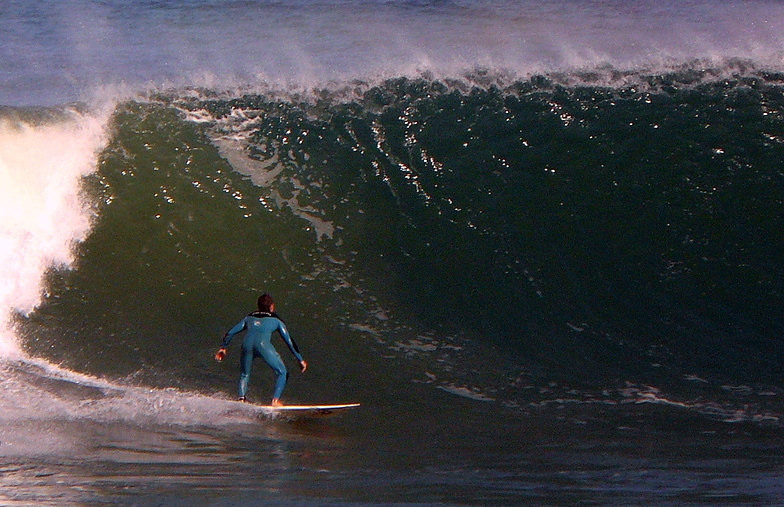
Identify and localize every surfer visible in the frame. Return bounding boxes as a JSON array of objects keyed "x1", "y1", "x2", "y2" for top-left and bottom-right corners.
[{"x1": 215, "y1": 294, "x2": 307, "y2": 406}]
